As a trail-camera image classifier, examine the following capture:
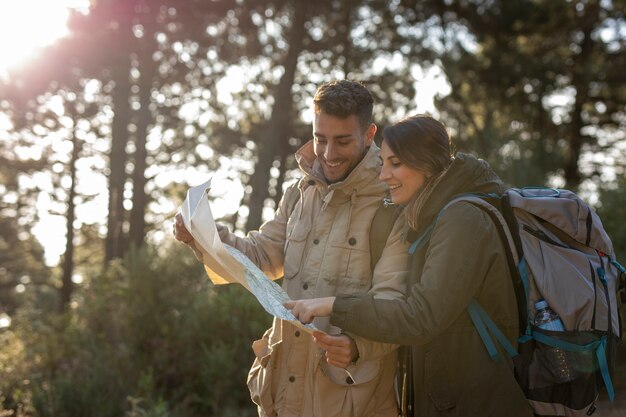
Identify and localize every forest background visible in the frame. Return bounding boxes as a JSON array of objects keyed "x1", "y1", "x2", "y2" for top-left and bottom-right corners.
[{"x1": 1, "y1": 0, "x2": 625, "y2": 416}]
